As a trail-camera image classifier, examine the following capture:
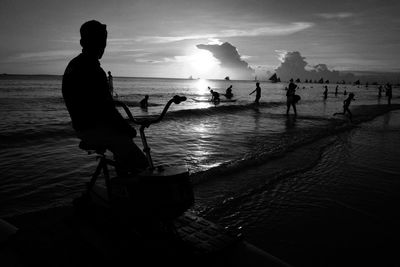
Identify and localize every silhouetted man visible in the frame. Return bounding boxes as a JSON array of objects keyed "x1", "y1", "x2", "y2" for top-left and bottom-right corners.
[
  {"x1": 62, "y1": 20, "x2": 147, "y2": 175},
  {"x1": 385, "y1": 83, "x2": 392, "y2": 105},
  {"x1": 249, "y1": 82, "x2": 261, "y2": 105},
  {"x1": 286, "y1": 79, "x2": 297, "y2": 116},
  {"x1": 107, "y1": 71, "x2": 114, "y2": 96}
]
